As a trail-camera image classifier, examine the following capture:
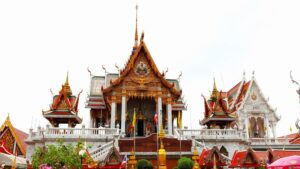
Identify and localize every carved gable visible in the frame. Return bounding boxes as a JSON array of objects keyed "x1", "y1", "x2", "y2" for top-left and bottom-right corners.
[
  {"x1": 103, "y1": 41, "x2": 181, "y2": 103},
  {"x1": 242, "y1": 80, "x2": 274, "y2": 116},
  {"x1": 0, "y1": 116, "x2": 27, "y2": 156}
]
